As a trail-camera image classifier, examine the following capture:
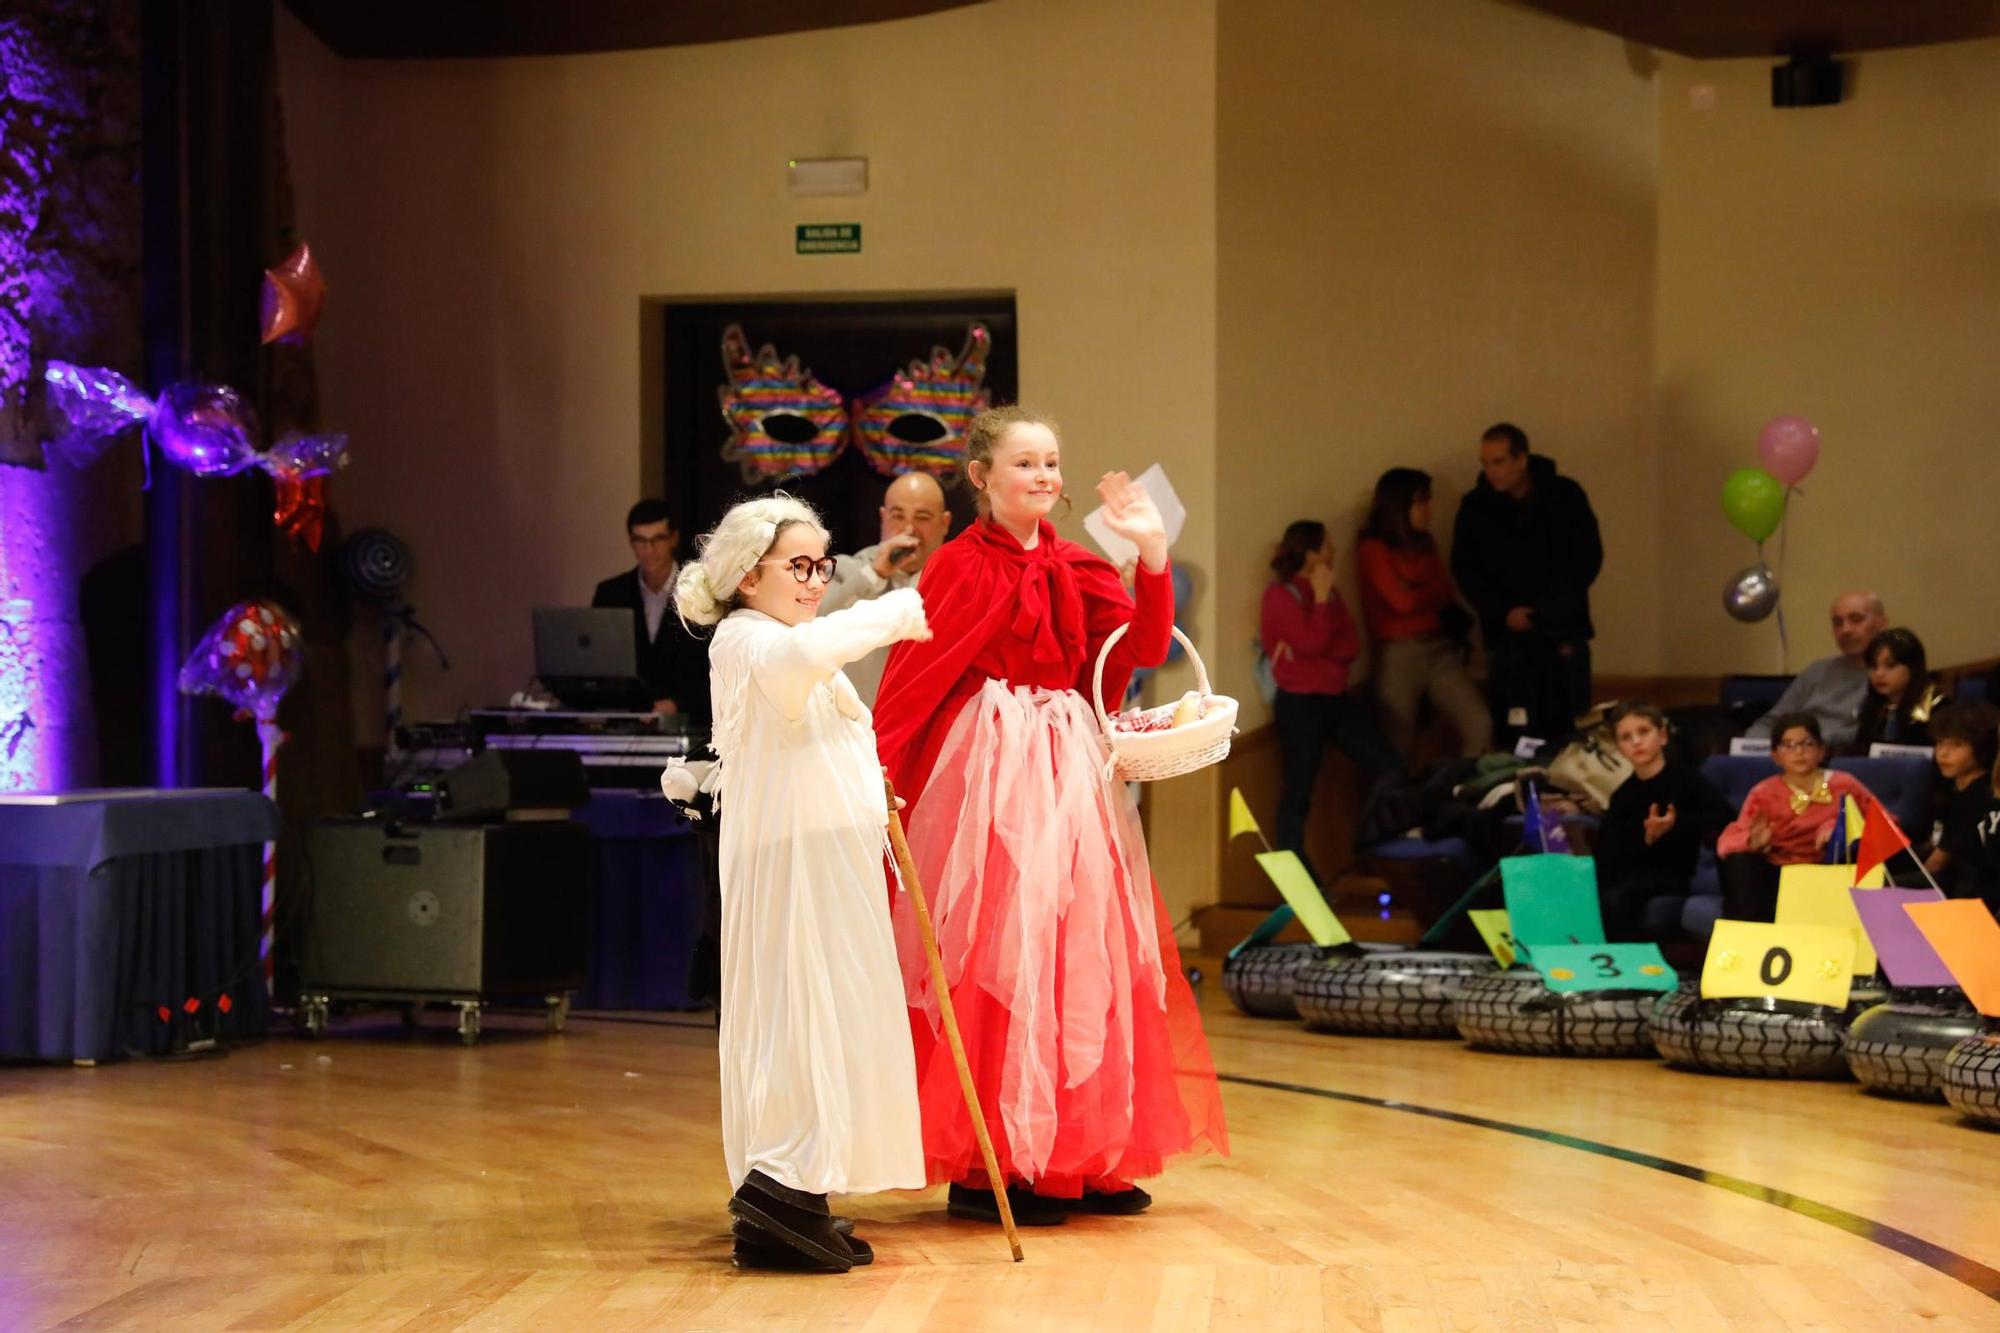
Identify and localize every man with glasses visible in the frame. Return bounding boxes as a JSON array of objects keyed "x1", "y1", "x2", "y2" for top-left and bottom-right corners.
[
  {"x1": 1744, "y1": 590, "x2": 1889, "y2": 749},
  {"x1": 591, "y1": 499, "x2": 711, "y2": 722},
  {"x1": 820, "y1": 471, "x2": 954, "y2": 704}
]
